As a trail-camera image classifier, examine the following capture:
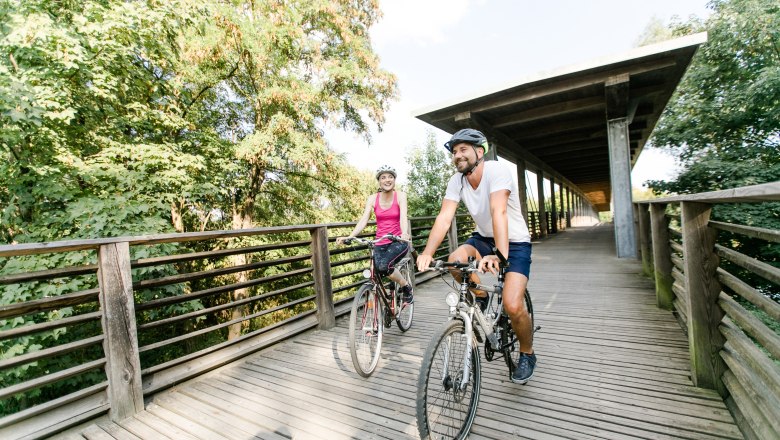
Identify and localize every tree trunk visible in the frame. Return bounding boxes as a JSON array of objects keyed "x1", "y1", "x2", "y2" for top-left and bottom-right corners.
[
  {"x1": 226, "y1": 163, "x2": 264, "y2": 340},
  {"x1": 171, "y1": 200, "x2": 184, "y2": 233}
]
